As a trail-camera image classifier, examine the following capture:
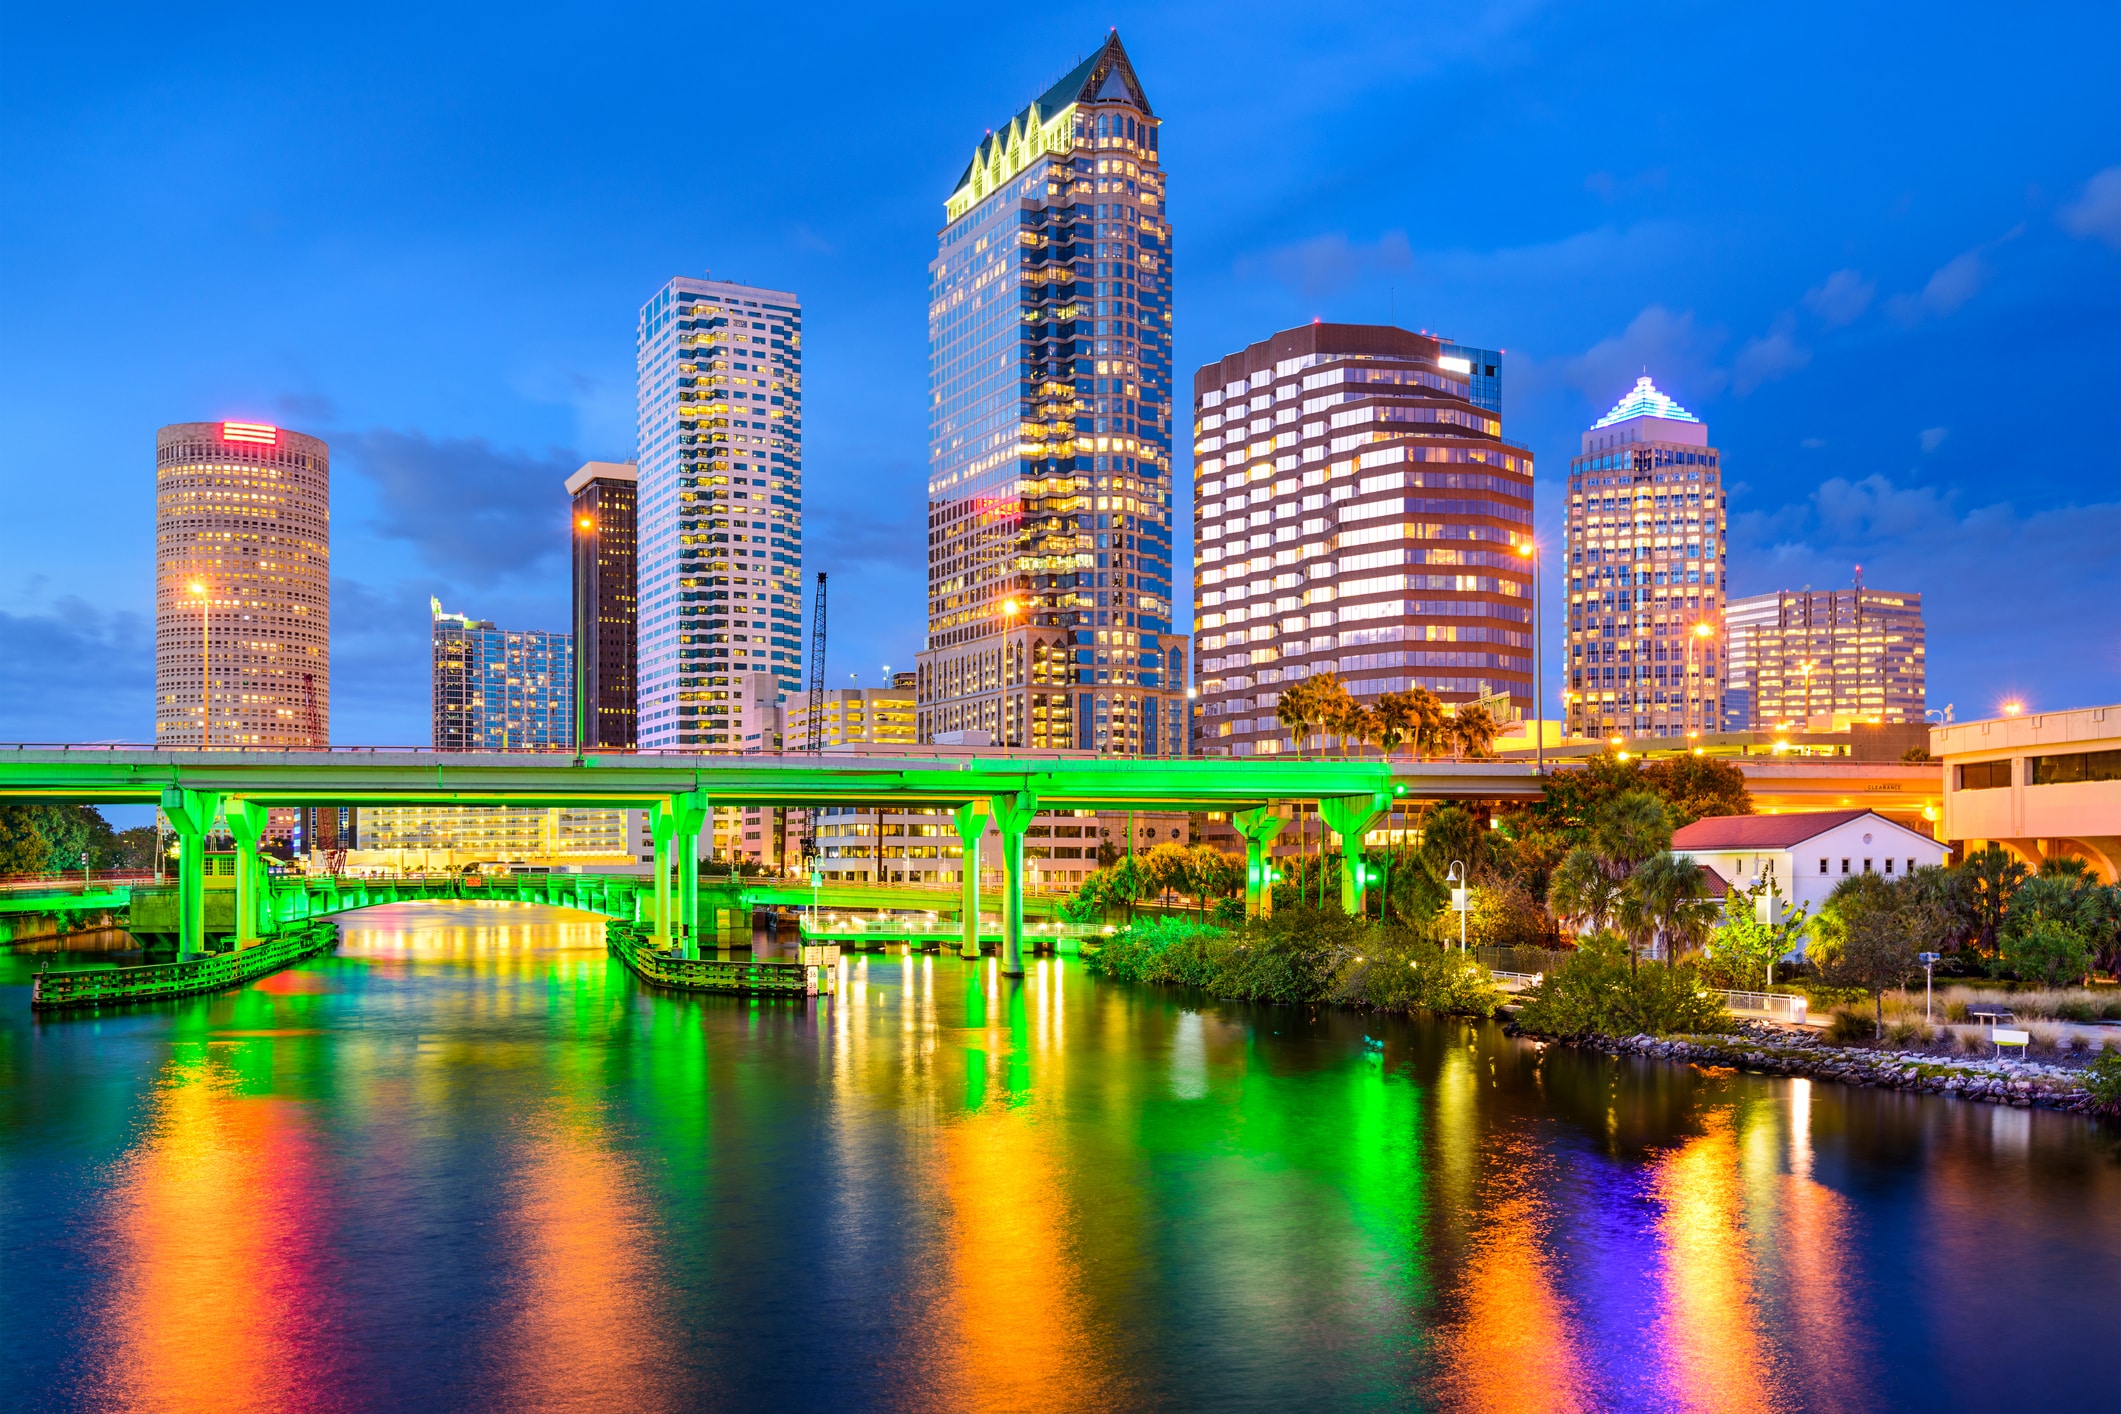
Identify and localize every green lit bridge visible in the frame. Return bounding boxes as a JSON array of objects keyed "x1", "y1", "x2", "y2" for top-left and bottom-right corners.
[{"x1": 0, "y1": 748, "x2": 1540, "y2": 992}]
